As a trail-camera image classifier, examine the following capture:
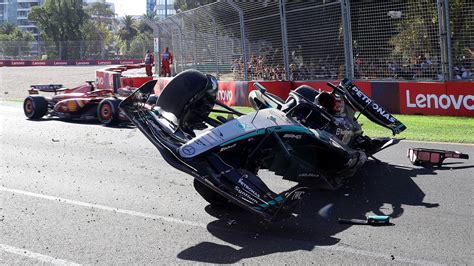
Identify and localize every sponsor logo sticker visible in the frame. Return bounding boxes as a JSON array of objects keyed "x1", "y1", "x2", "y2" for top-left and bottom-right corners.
[
  {"x1": 406, "y1": 90, "x2": 473, "y2": 111},
  {"x1": 182, "y1": 145, "x2": 196, "y2": 155}
]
